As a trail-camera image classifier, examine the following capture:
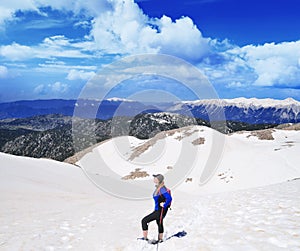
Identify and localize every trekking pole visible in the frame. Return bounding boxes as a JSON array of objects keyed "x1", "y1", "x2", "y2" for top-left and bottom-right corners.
[{"x1": 156, "y1": 232, "x2": 160, "y2": 251}]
